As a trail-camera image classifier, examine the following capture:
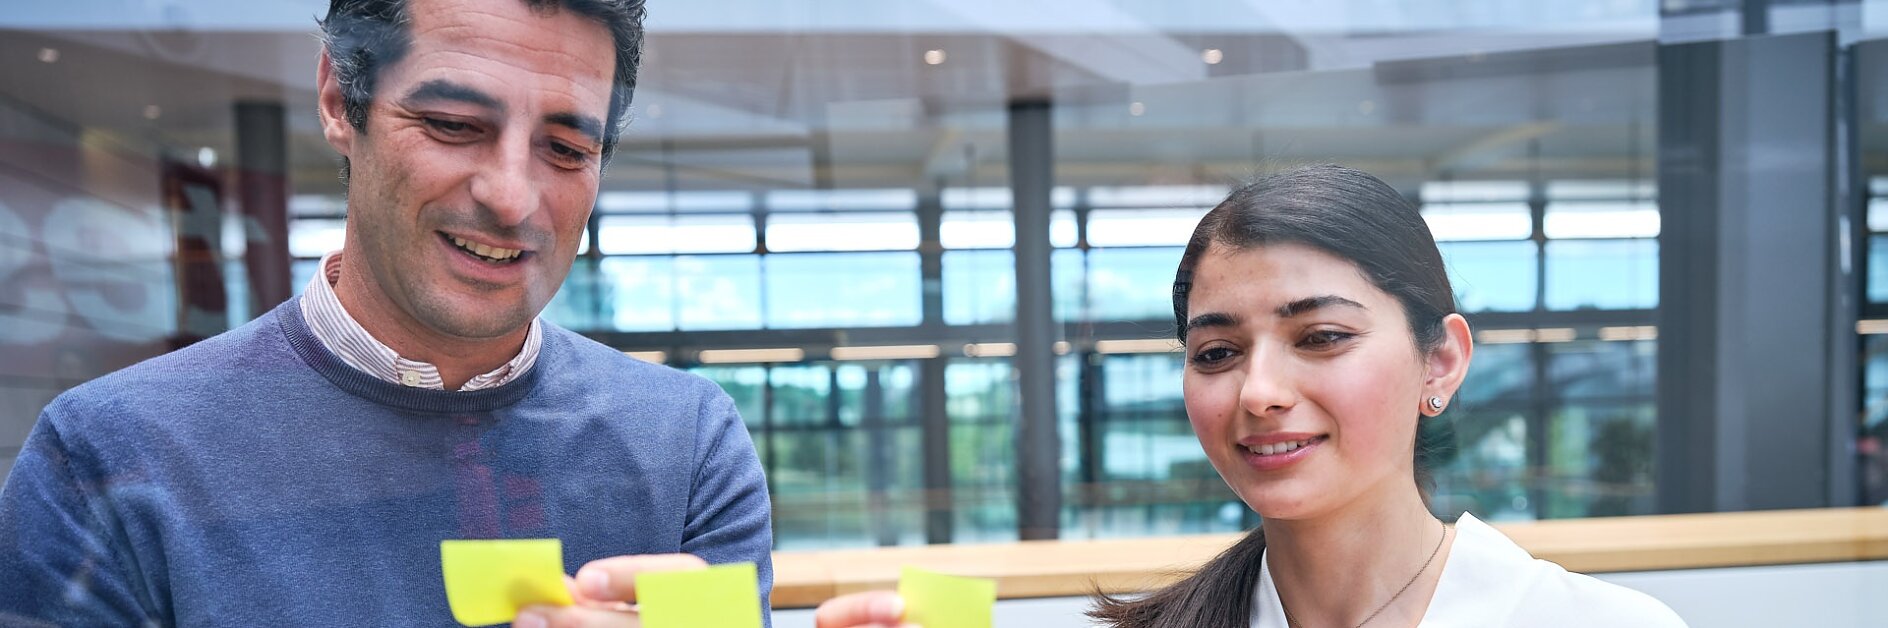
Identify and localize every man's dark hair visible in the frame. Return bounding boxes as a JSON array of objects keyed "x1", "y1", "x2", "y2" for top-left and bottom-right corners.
[{"x1": 317, "y1": 0, "x2": 646, "y2": 180}]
